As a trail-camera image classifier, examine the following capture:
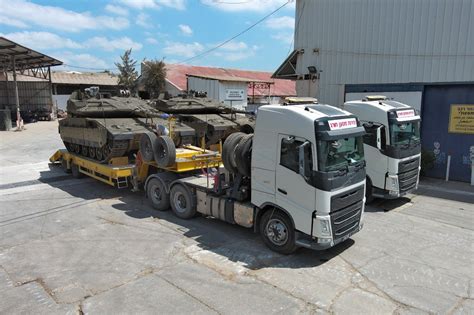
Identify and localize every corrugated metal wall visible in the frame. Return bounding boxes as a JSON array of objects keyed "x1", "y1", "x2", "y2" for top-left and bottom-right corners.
[
  {"x1": 0, "y1": 80, "x2": 53, "y2": 114},
  {"x1": 294, "y1": 0, "x2": 474, "y2": 105},
  {"x1": 187, "y1": 77, "x2": 248, "y2": 109}
]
